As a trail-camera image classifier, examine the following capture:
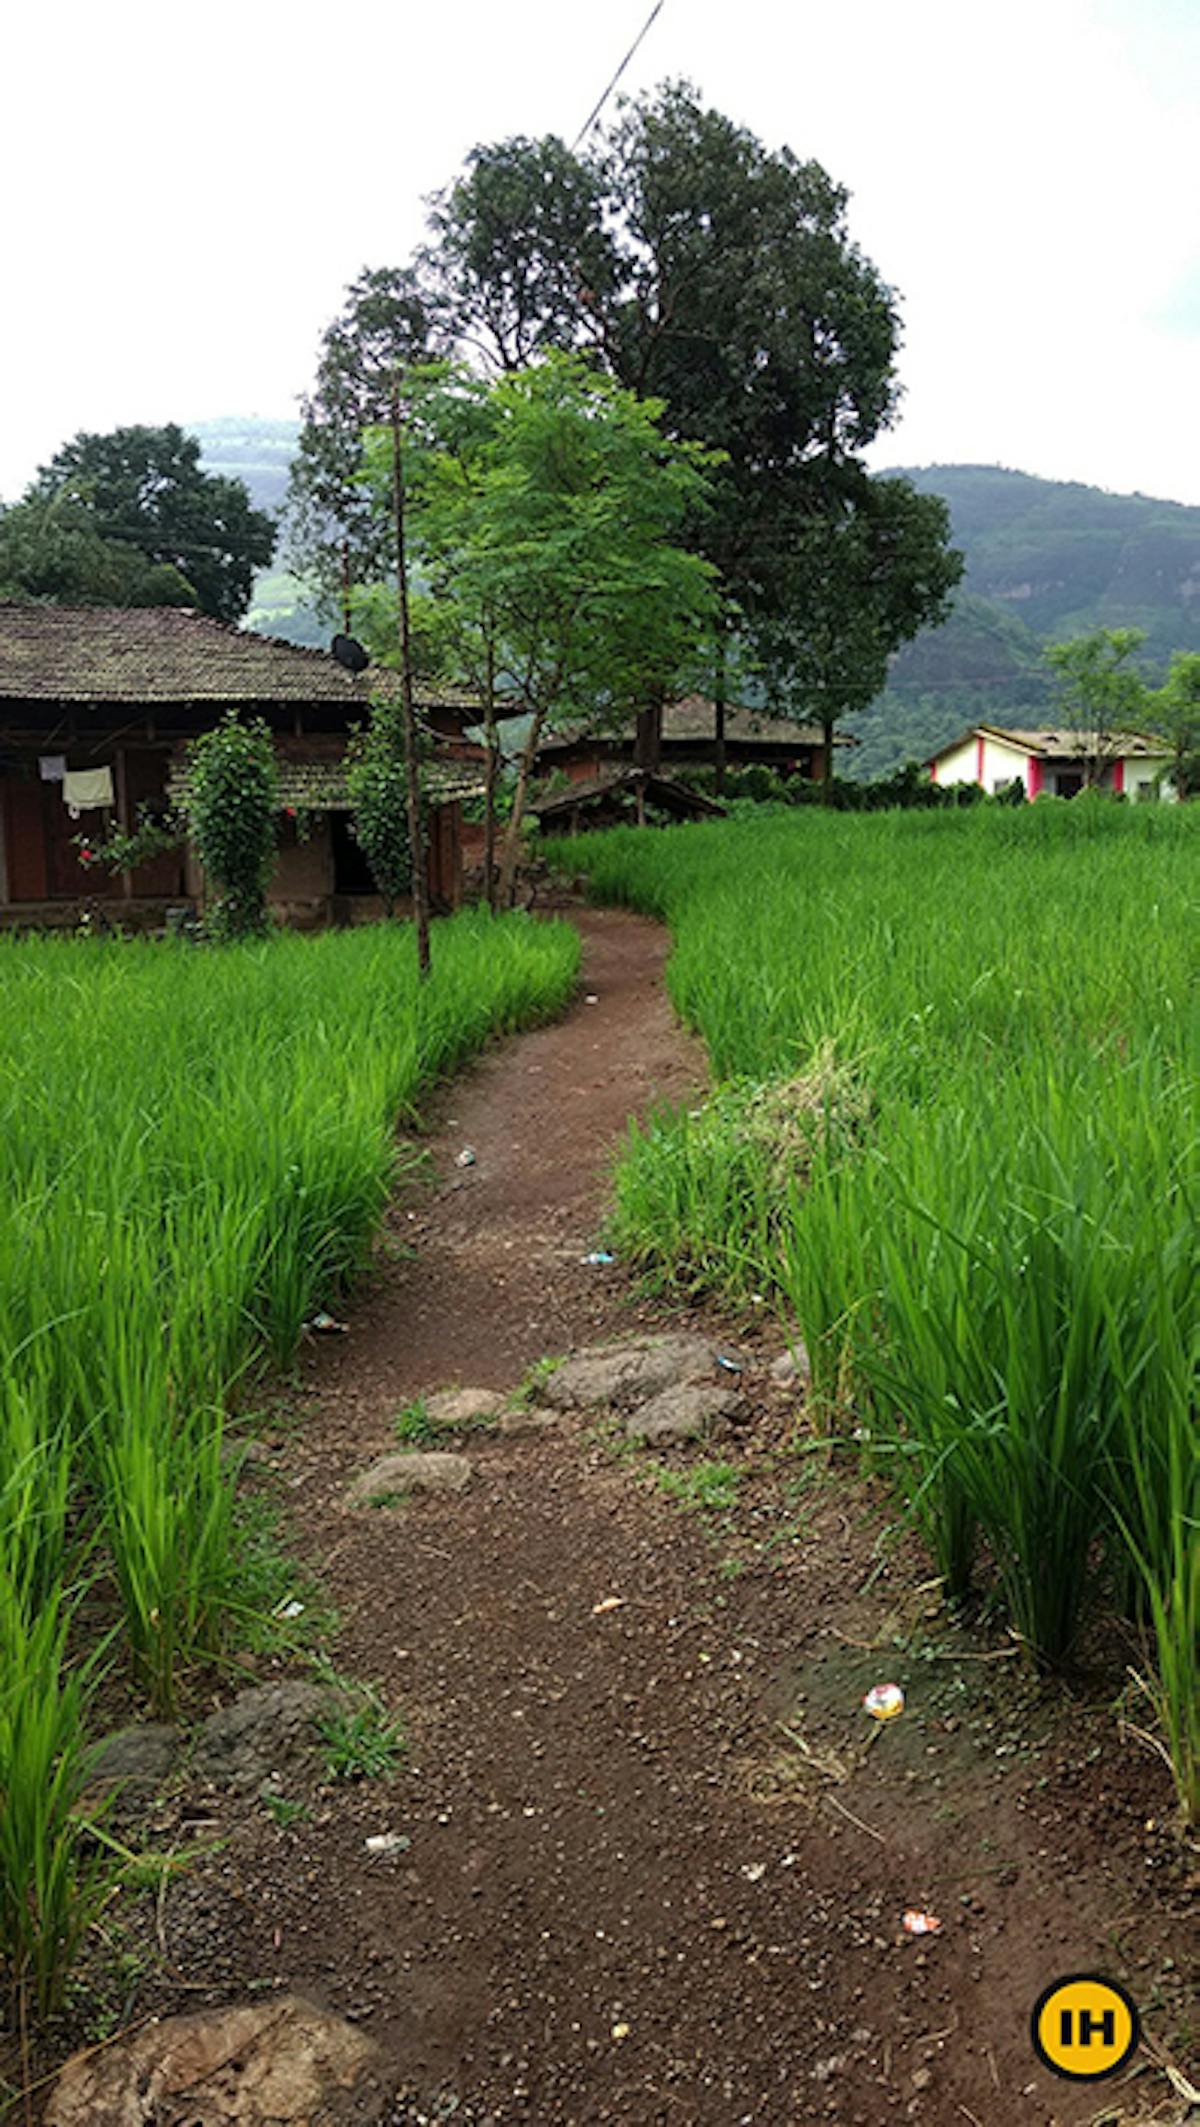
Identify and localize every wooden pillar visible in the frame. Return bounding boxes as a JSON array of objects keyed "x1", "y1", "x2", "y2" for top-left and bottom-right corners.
[{"x1": 113, "y1": 746, "x2": 134, "y2": 900}]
